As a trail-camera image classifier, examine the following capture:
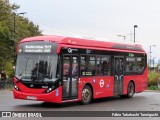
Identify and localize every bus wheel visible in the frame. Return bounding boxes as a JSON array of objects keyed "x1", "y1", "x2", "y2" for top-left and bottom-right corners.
[
  {"x1": 127, "y1": 82, "x2": 135, "y2": 98},
  {"x1": 81, "y1": 85, "x2": 92, "y2": 105}
]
